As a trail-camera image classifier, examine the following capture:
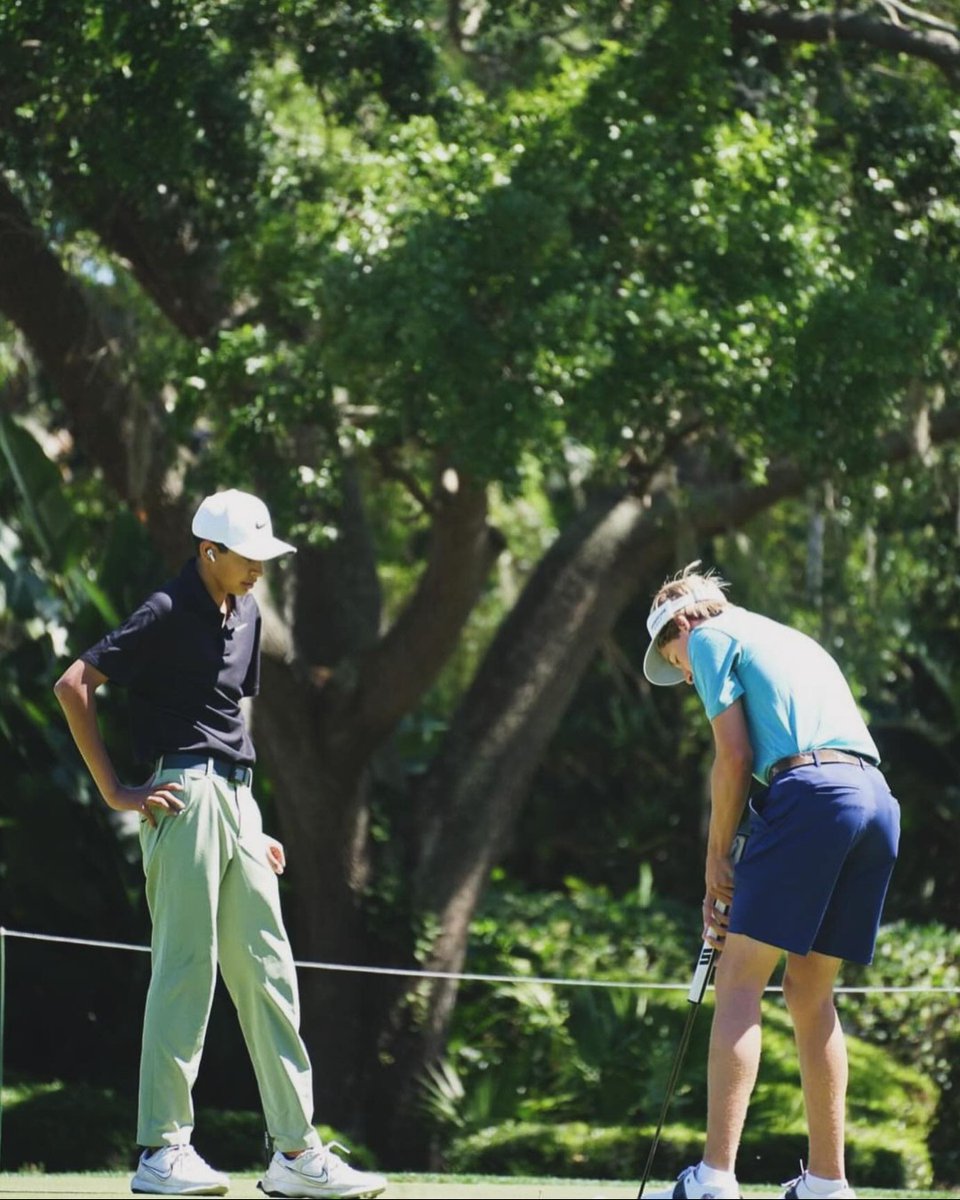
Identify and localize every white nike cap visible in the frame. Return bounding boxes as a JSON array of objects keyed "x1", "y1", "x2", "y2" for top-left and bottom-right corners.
[{"x1": 192, "y1": 489, "x2": 296, "y2": 561}]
